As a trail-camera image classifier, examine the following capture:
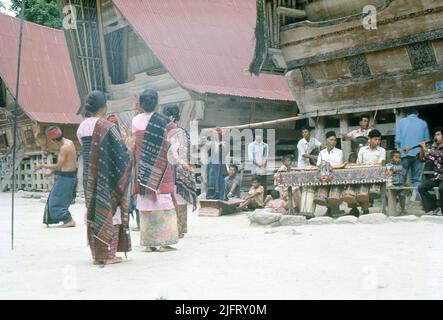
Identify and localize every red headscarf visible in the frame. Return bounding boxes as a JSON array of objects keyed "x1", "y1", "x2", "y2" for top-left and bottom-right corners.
[{"x1": 45, "y1": 126, "x2": 62, "y2": 140}]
